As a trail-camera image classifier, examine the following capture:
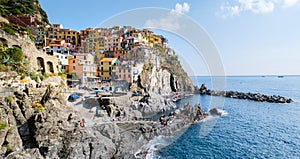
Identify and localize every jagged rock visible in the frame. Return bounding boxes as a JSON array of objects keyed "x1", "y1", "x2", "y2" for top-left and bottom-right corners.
[
  {"x1": 209, "y1": 108, "x2": 222, "y2": 116},
  {"x1": 199, "y1": 83, "x2": 208, "y2": 94}
]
